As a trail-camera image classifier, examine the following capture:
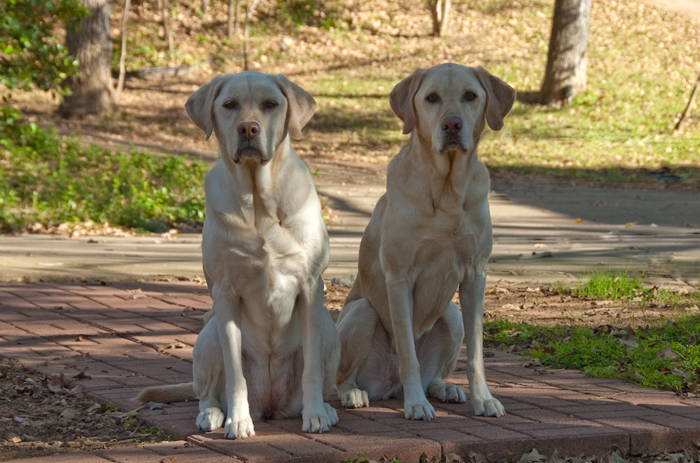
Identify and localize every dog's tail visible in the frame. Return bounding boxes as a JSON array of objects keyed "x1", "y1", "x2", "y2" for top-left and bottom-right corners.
[{"x1": 136, "y1": 382, "x2": 196, "y2": 404}]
